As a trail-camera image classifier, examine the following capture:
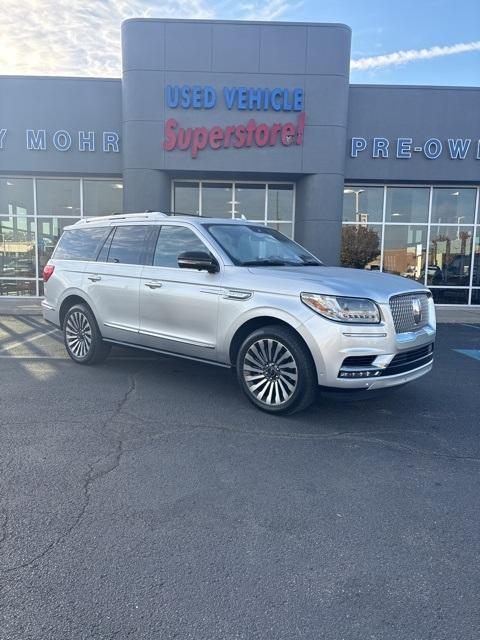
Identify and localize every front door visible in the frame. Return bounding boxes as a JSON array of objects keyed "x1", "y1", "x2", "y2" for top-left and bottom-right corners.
[{"x1": 139, "y1": 224, "x2": 223, "y2": 359}]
